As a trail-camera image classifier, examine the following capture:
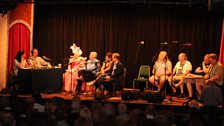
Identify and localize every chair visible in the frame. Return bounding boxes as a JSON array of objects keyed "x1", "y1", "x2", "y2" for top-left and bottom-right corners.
[{"x1": 133, "y1": 65, "x2": 150, "y2": 90}]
